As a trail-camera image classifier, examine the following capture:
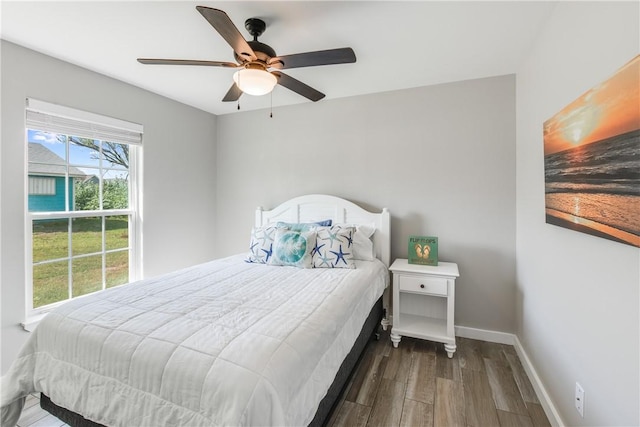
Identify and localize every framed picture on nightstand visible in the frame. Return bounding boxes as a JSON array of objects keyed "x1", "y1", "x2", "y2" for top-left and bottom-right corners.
[{"x1": 408, "y1": 235, "x2": 438, "y2": 266}]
